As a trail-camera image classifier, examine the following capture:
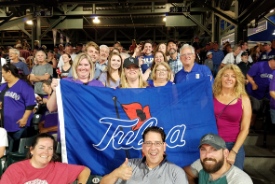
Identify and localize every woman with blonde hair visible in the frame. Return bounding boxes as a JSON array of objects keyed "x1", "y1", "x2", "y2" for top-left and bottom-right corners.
[
  {"x1": 148, "y1": 62, "x2": 173, "y2": 87},
  {"x1": 213, "y1": 64, "x2": 251, "y2": 170},
  {"x1": 47, "y1": 53, "x2": 104, "y2": 112},
  {"x1": 120, "y1": 57, "x2": 148, "y2": 88},
  {"x1": 98, "y1": 53, "x2": 122, "y2": 87}
]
